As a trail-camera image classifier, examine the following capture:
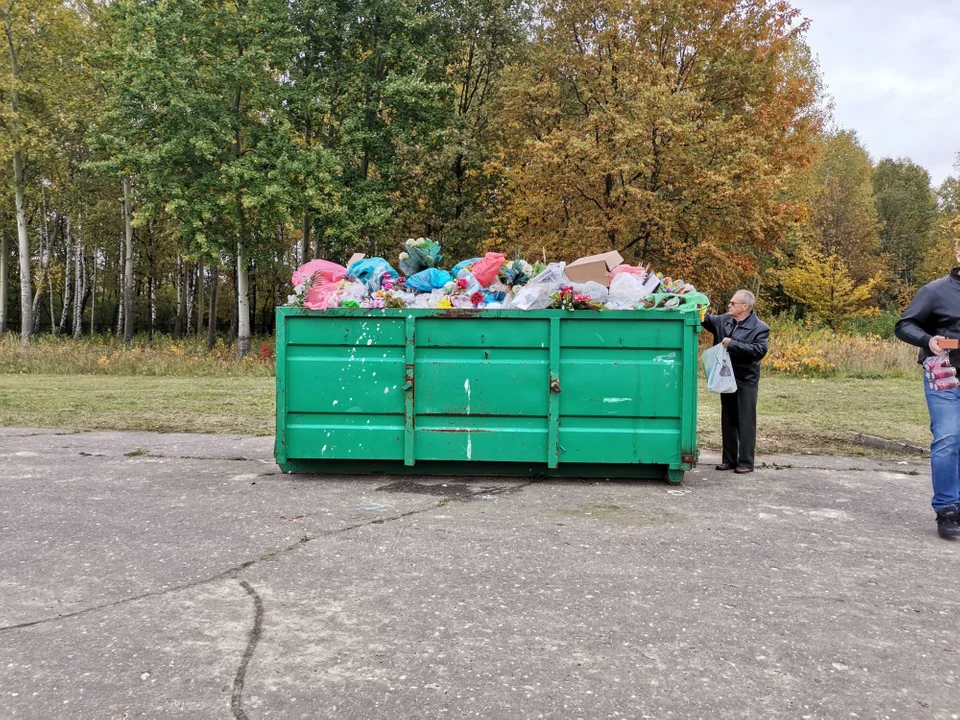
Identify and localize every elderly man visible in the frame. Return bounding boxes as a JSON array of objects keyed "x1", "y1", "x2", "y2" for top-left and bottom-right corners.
[{"x1": 702, "y1": 290, "x2": 770, "y2": 474}]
